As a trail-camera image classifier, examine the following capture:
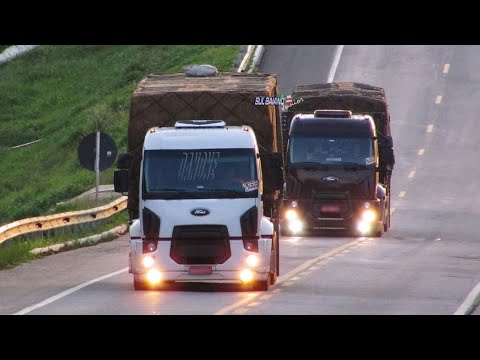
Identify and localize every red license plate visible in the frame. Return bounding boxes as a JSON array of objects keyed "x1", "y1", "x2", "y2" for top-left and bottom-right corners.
[
  {"x1": 321, "y1": 205, "x2": 340, "y2": 212},
  {"x1": 188, "y1": 266, "x2": 213, "y2": 275}
]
